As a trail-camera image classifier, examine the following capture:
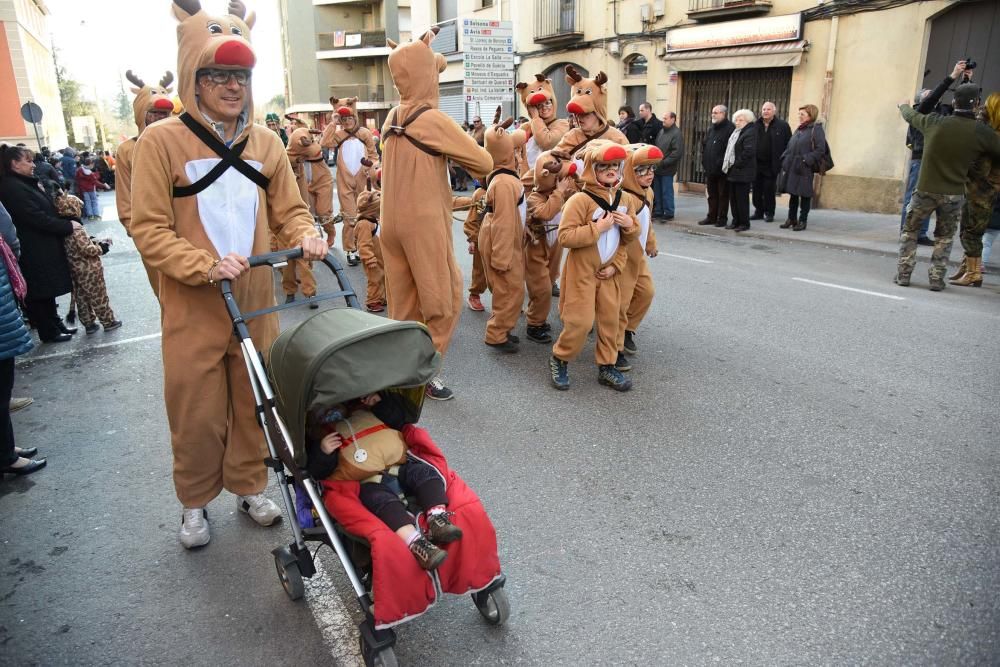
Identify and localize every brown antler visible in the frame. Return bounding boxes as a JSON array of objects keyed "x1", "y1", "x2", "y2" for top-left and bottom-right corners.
[
  {"x1": 565, "y1": 65, "x2": 583, "y2": 83},
  {"x1": 542, "y1": 159, "x2": 561, "y2": 174},
  {"x1": 160, "y1": 71, "x2": 174, "y2": 89},
  {"x1": 173, "y1": 0, "x2": 201, "y2": 15},
  {"x1": 228, "y1": 0, "x2": 246, "y2": 19},
  {"x1": 534, "y1": 73, "x2": 546, "y2": 82},
  {"x1": 515, "y1": 82, "x2": 527, "y2": 91},
  {"x1": 492, "y1": 106, "x2": 502, "y2": 125},
  {"x1": 125, "y1": 70, "x2": 145, "y2": 89},
  {"x1": 361, "y1": 158, "x2": 374, "y2": 167},
  {"x1": 500, "y1": 117, "x2": 513, "y2": 130},
  {"x1": 594, "y1": 71, "x2": 608, "y2": 86}
]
